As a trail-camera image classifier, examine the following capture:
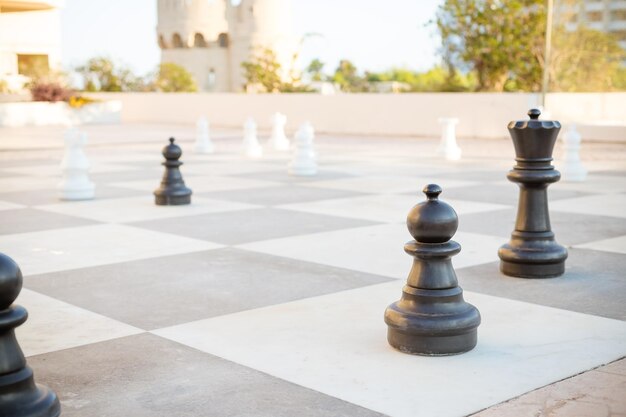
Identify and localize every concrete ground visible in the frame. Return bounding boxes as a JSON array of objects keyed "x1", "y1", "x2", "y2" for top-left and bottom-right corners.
[{"x1": 0, "y1": 123, "x2": 624, "y2": 417}]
